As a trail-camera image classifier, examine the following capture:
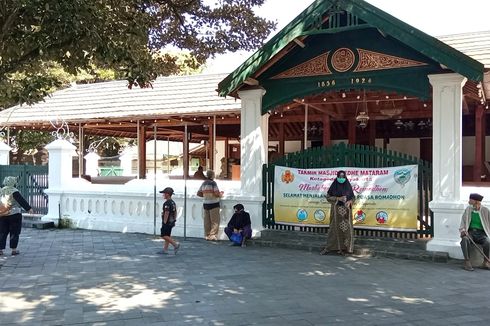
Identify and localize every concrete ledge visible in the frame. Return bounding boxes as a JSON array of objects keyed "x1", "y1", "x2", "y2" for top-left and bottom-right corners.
[
  {"x1": 253, "y1": 230, "x2": 450, "y2": 263},
  {"x1": 22, "y1": 220, "x2": 55, "y2": 229}
]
